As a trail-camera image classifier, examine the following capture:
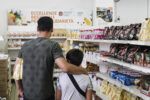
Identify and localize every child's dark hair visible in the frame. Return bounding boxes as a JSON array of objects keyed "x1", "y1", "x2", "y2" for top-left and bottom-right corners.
[
  {"x1": 38, "y1": 16, "x2": 53, "y2": 32},
  {"x1": 66, "y1": 49, "x2": 84, "y2": 66}
]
